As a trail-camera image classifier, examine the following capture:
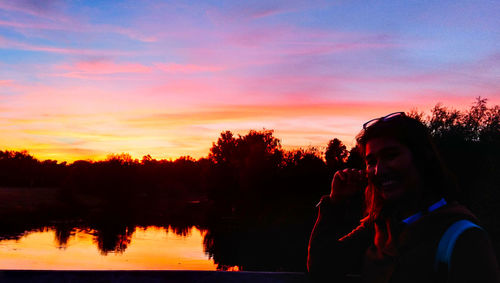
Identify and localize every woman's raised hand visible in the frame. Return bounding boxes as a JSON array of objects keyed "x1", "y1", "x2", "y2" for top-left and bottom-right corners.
[{"x1": 330, "y1": 168, "x2": 366, "y2": 203}]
